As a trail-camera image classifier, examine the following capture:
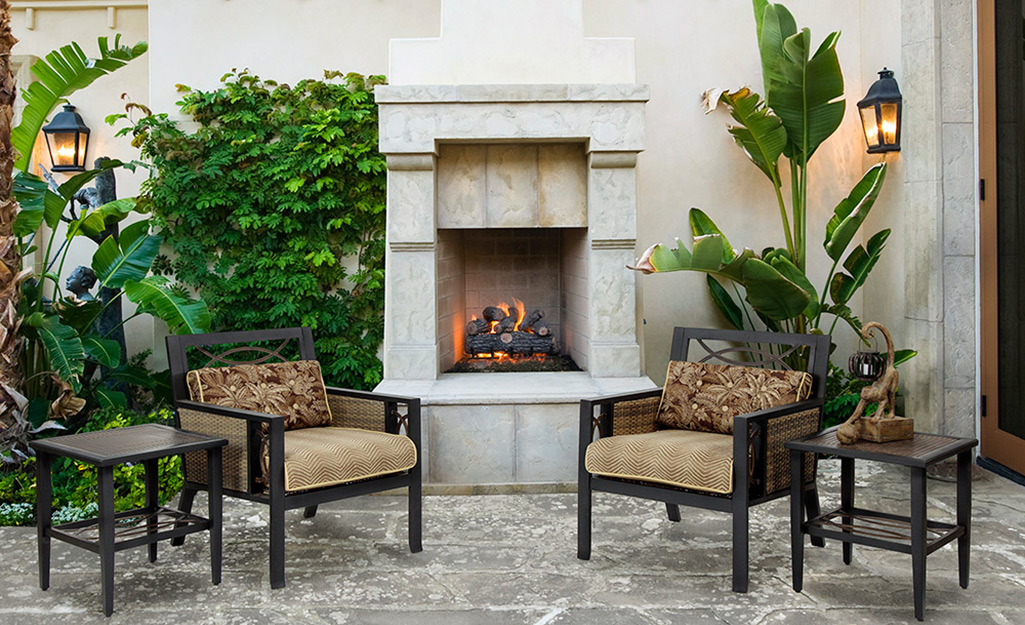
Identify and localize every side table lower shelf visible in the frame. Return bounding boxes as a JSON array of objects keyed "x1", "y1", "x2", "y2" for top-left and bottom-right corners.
[
  {"x1": 48, "y1": 505, "x2": 213, "y2": 554},
  {"x1": 805, "y1": 506, "x2": 964, "y2": 555}
]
